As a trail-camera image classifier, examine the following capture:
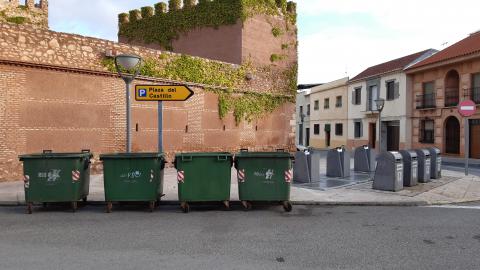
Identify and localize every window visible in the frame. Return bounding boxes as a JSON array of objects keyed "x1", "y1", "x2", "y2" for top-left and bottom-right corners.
[
  {"x1": 386, "y1": 81, "x2": 395, "y2": 100},
  {"x1": 335, "y1": 123, "x2": 343, "y2": 136},
  {"x1": 354, "y1": 121, "x2": 362, "y2": 138},
  {"x1": 420, "y1": 119, "x2": 435, "y2": 143},
  {"x1": 353, "y1": 87, "x2": 362, "y2": 105},
  {"x1": 368, "y1": 85, "x2": 378, "y2": 111},
  {"x1": 314, "y1": 124, "x2": 320, "y2": 135},
  {"x1": 423, "y1": 82, "x2": 435, "y2": 108},
  {"x1": 314, "y1": 100, "x2": 319, "y2": 110},
  {"x1": 307, "y1": 104, "x2": 310, "y2": 116},
  {"x1": 324, "y1": 98, "x2": 330, "y2": 109},
  {"x1": 335, "y1": 96, "x2": 342, "y2": 108},
  {"x1": 472, "y1": 73, "x2": 480, "y2": 103}
]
